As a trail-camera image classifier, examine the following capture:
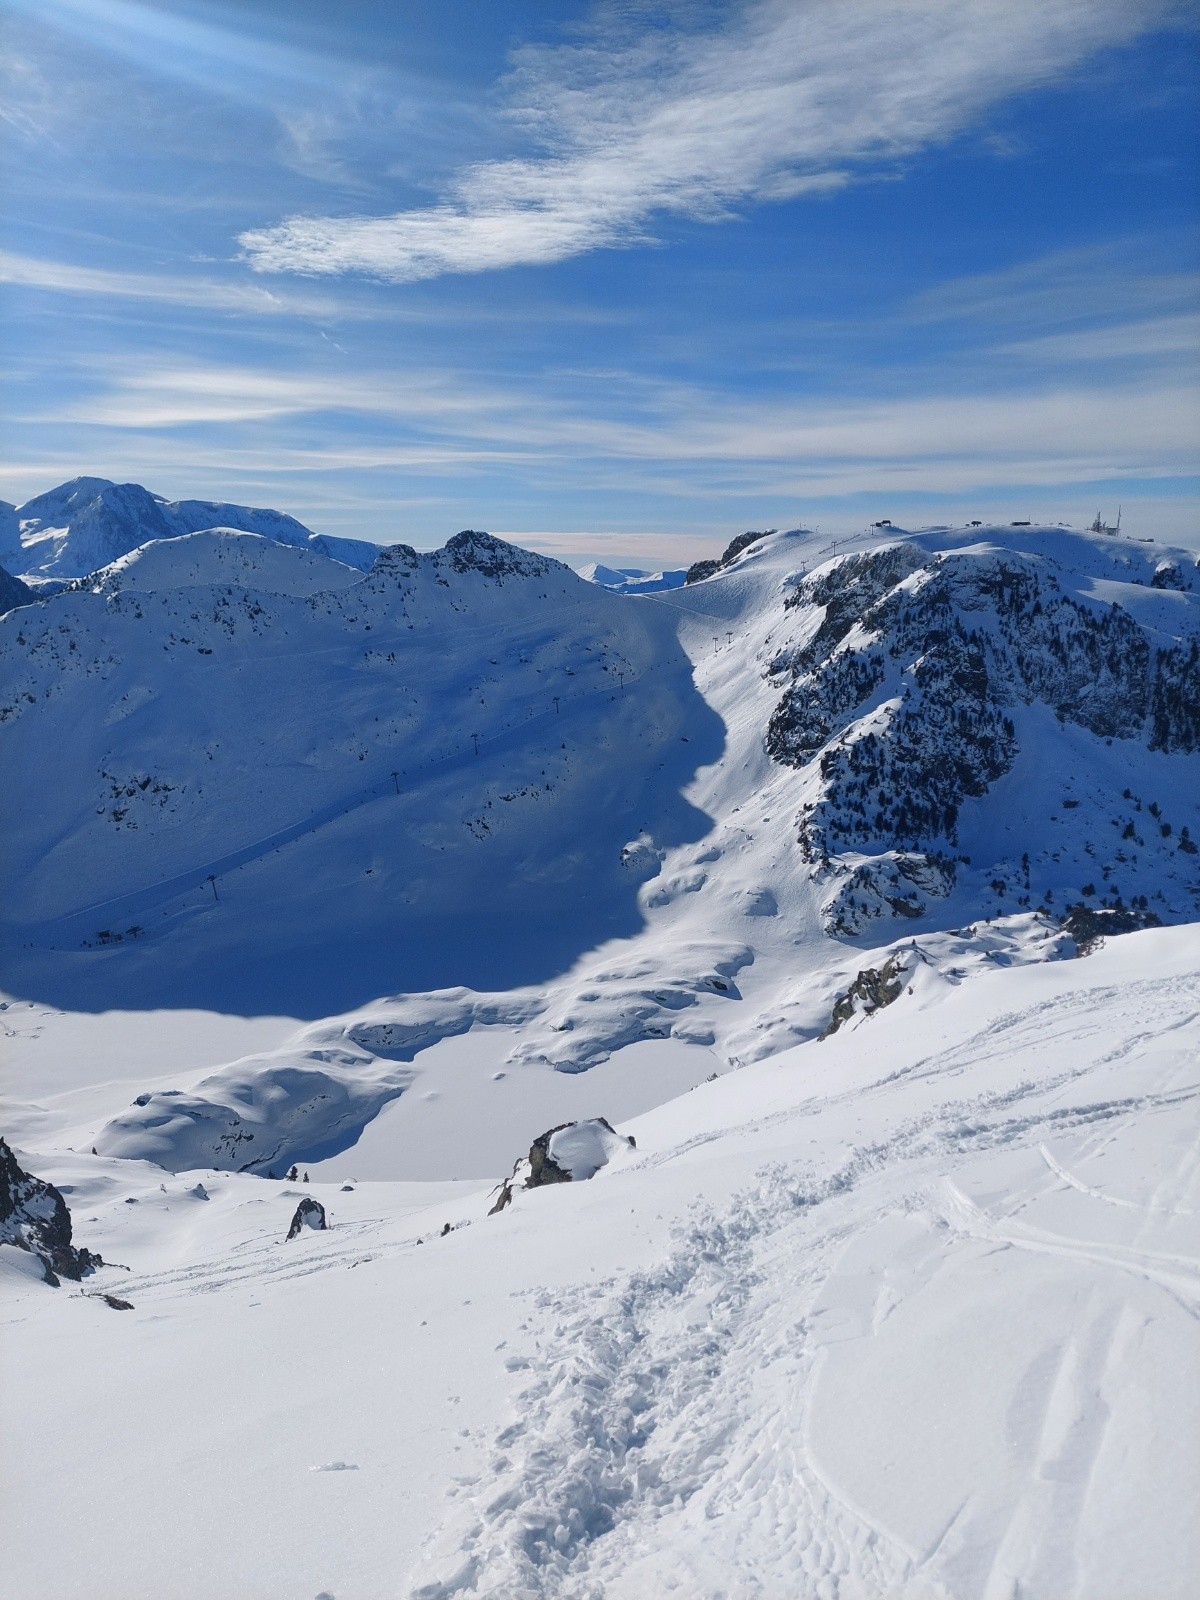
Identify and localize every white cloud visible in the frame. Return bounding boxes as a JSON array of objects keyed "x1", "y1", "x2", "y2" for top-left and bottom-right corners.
[
  {"x1": 0, "y1": 250, "x2": 347, "y2": 317},
  {"x1": 239, "y1": 0, "x2": 1164, "y2": 282}
]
